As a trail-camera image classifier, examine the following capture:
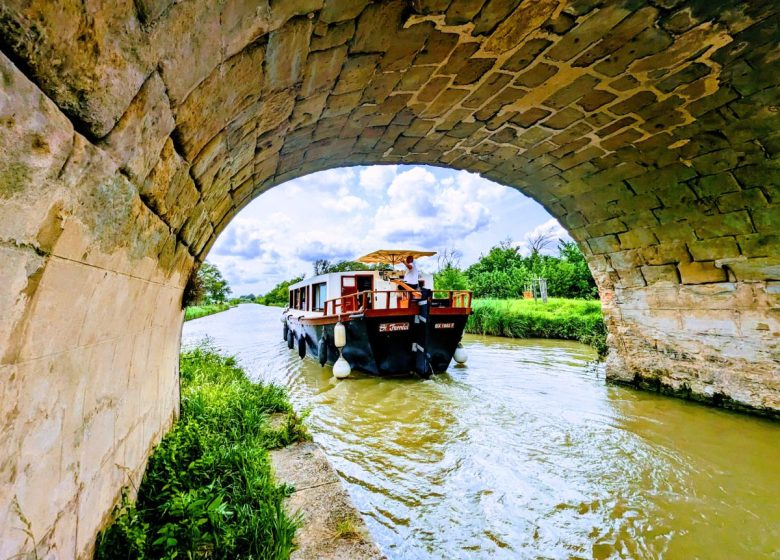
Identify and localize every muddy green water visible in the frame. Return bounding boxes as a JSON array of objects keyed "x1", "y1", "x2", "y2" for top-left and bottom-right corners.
[{"x1": 183, "y1": 304, "x2": 780, "y2": 559}]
